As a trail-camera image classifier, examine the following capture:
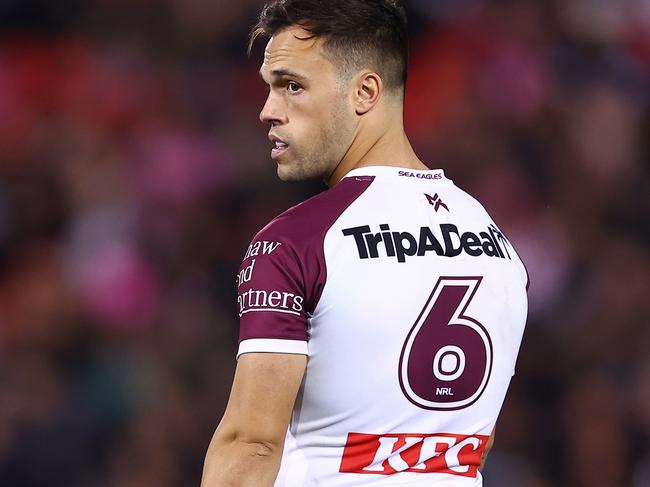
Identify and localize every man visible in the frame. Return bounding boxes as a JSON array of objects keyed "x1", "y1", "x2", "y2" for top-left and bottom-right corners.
[{"x1": 201, "y1": 1, "x2": 528, "y2": 485}]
